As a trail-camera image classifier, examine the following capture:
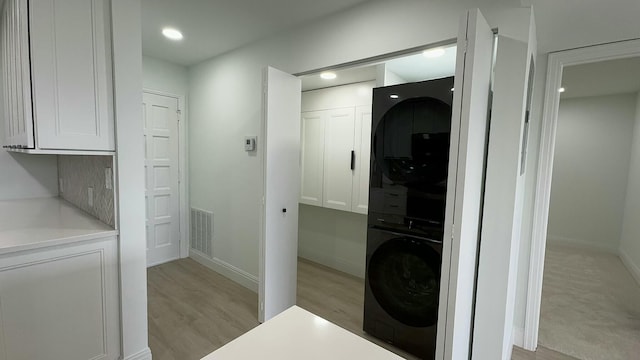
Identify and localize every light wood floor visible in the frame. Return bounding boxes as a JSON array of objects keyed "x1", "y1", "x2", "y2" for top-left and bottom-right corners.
[{"x1": 148, "y1": 257, "x2": 576, "y2": 360}]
